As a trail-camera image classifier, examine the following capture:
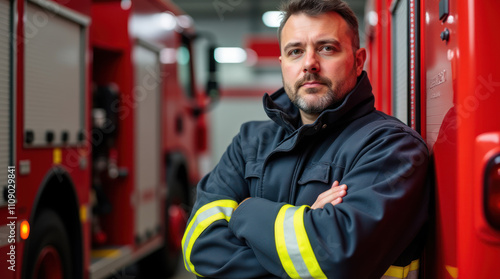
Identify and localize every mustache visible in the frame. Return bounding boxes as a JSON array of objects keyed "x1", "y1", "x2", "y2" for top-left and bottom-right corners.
[{"x1": 294, "y1": 73, "x2": 332, "y2": 90}]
